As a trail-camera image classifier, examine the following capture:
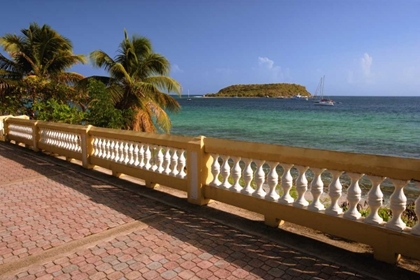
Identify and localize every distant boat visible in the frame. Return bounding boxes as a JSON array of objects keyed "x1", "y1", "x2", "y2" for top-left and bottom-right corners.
[
  {"x1": 314, "y1": 76, "x2": 334, "y2": 106},
  {"x1": 187, "y1": 90, "x2": 192, "y2": 101}
]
